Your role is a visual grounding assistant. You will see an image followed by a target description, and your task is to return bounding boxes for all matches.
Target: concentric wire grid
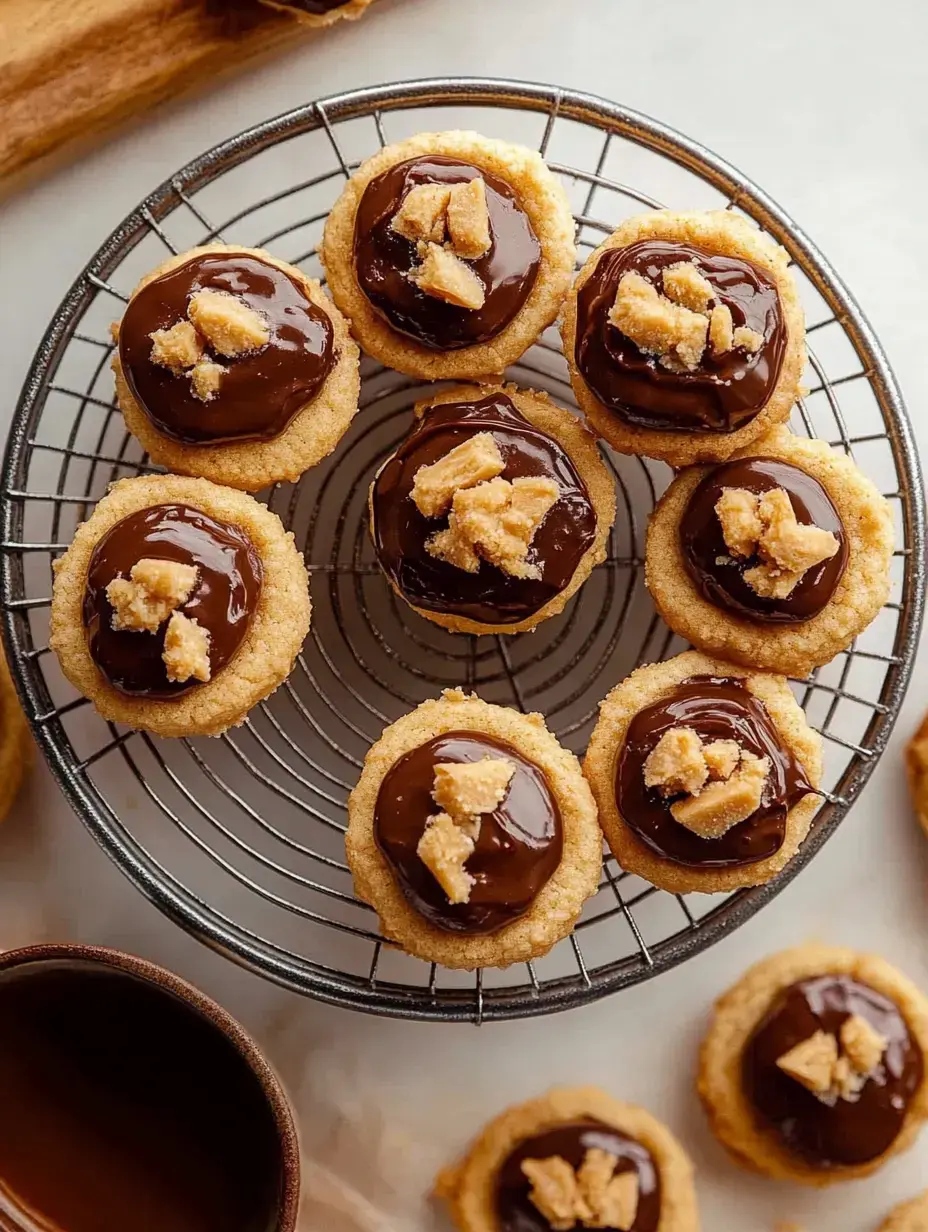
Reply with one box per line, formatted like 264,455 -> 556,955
2,80 -> 923,1022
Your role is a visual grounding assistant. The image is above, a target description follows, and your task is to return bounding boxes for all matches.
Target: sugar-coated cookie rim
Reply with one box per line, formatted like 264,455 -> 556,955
260,0 -> 374,25
0,646 -> 32,824
560,210 -> 806,467
321,130 -> 577,379
698,944 -> 928,1187
49,475 -> 311,738
582,650 -> 823,894
367,382 -> 616,635
906,712 -> 928,839
345,689 -> 603,969
645,425 -> 895,675
435,1085 -> 700,1232
113,244 -> 361,491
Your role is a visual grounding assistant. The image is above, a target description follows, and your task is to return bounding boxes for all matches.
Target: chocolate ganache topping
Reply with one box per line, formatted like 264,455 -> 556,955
495,1121 -> 661,1232
575,240 -> 786,432
681,457 -> 848,624
371,394 -> 596,625
83,504 -> 263,698
353,156 -> 541,349
615,676 -> 813,868
743,974 -> 924,1167
118,253 -> 335,445
374,732 -> 562,934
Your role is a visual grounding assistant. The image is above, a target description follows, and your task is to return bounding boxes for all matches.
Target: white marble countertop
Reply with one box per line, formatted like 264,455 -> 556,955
1,1 -> 927,1228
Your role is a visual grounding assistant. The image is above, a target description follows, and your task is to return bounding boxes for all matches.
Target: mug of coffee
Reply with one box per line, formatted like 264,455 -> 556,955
0,944 -> 300,1232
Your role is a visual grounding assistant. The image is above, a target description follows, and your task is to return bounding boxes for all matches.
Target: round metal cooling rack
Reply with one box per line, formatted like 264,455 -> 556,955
2,79 -> 923,1023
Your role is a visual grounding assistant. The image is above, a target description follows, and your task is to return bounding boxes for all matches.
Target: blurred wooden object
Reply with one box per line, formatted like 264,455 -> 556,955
0,0 -> 318,194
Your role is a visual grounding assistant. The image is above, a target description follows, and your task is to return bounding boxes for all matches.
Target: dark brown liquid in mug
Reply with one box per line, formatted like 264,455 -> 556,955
83,504 -> 263,699
354,156 -> 541,350
681,457 -> 848,623
495,1121 -> 662,1232
118,252 -> 335,445
370,393 -> 597,625
743,974 -> 923,1167
374,731 -> 562,934
574,240 -> 786,432
0,962 -> 284,1232
615,676 -> 813,868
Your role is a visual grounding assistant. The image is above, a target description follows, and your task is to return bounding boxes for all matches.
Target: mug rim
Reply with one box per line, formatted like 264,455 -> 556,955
0,942 -> 300,1232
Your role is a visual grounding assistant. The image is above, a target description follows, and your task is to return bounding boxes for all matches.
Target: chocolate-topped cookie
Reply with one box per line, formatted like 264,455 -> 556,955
435,1086 -> 699,1232
583,651 -> 822,894
369,383 -> 615,634
113,244 -> 359,491
50,475 -> 311,737
259,0 -> 374,24
0,646 -> 32,827
561,211 -> 805,466
699,945 -> 928,1186
322,132 -> 576,380
646,426 -> 894,674
346,690 -> 602,969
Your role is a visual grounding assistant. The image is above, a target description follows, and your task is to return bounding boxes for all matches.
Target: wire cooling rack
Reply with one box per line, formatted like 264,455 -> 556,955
2,80 -> 923,1022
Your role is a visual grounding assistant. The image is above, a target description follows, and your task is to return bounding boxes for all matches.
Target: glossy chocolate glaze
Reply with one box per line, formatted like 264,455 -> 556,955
0,961 -> 284,1232
615,676 -> 813,868
373,731 -> 562,934
83,504 -> 263,699
353,156 -> 541,349
743,974 -> 923,1167
495,1120 -> 661,1232
371,394 -> 596,625
119,252 -> 335,445
681,456 -> 847,623
575,240 -> 786,432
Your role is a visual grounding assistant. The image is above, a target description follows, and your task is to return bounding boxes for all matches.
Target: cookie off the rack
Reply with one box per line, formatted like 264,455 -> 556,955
698,945 -> 928,1186
259,0 -> 375,23
345,689 -> 602,969
49,475 -> 311,738
321,130 -> 576,379
561,210 -> 805,467
583,651 -> 822,894
368,383 -> 615,635
435,1086 -> 699,1232
112,245 -> 359,491
879,1191 -> 928,1231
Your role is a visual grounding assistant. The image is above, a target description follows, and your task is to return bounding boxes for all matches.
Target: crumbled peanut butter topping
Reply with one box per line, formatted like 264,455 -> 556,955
715,486 -> 840,599
416,813 -> 476,904
521,1150 -> 639,1231
663,261 -> 714,314
644,727 -> 709,798
190,358 -> 227,403
410,433 -> 505,518
187,289 -> 270,357
391,183 -> 452,244
432,757 -> 514,820
392,178 -> 491,265
734,324 -> 764,353
776,1015 -> 887,1104
149,320 -> 205,372
410,242 -> 486,309
106,558 -> 198,633
669,751 -> 769,837
446,178 -> 491,259
703,738 -> 741,781
162,611 -> 212,683
427,475 -> 559,580
708,303 -> 734,356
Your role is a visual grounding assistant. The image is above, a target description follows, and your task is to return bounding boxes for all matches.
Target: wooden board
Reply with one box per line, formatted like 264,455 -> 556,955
0,0 -> 325,194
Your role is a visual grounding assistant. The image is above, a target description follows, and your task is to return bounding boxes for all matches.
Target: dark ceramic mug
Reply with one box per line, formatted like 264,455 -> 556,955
0,944 -> 300,1232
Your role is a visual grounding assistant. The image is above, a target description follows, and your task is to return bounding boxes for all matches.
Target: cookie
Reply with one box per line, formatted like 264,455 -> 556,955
436,1086 -> 699,1232
879,1192 -> 928,1231
345,689 -> 602,969
560,210 -> 805,467
49,475 -> 311,738
113,244 -> 360,491
368,383 -> 615,635
0,647 -> 32,823
583,651 -> 822,894
906,712 -> 928,837
698,945 -> 928,1186
259,0 -> 374,24
321,130 -> 576,380
646,426 -> 894,675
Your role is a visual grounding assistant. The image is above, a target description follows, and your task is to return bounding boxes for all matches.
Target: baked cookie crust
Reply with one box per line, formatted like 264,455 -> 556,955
698,945 -> 928,1186
583,651 -> 822,894
646,426 -> 894,676
0,647 -> 32,824
49,475 -> 311,738
259,0 -> 374,25
345,689 -> 602,969
879,1191 -> 928,1231
369,383 -> 616,635
435,1086 -> 700,1232
560,211 -> 805,467
113,244 -> 360,491
906,711 -> 928,838
321,131 -> 576,379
